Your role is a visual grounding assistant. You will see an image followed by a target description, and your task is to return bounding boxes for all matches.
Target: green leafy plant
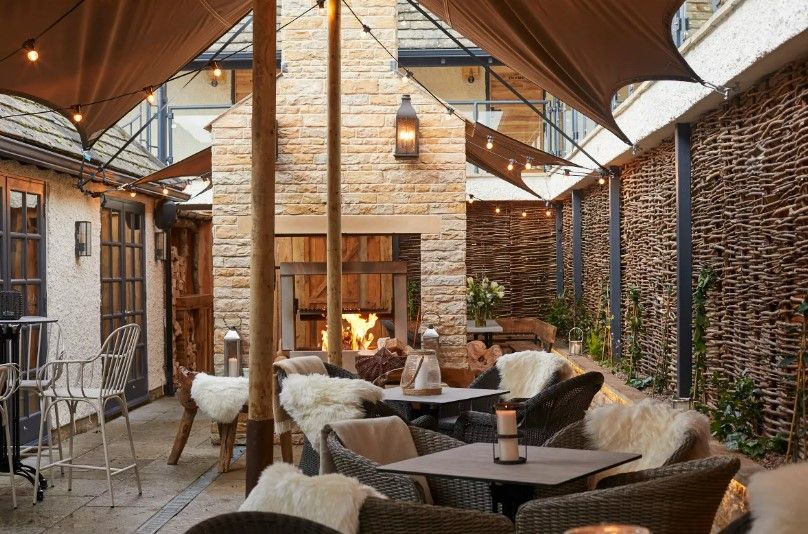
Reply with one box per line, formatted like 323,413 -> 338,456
653,286 -> 674,394
626,287 -> 644,380
627,376 -> 653,390
710,370 -> 786,459
585,329 -> 604,358
546,291 -> 573,334
692,265 -> 718,405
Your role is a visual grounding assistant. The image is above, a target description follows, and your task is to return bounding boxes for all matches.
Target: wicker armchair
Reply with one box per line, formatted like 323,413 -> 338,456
544,417 -> 704,466
275,363 -> 431,475
325,425 -> 492,512
186,498 -> 513,534
515,456 -> 740,534
718,512 -> 752,534
453,372 -> 604,445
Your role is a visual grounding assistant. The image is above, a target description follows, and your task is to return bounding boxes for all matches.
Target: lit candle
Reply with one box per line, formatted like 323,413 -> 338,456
227,357 -> 239,377
496,405 -> 520,462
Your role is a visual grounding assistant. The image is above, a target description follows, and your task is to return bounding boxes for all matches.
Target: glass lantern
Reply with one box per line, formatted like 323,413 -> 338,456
421,325 -> 439,352
224,326 -> 242,377
401,349 -> 441,395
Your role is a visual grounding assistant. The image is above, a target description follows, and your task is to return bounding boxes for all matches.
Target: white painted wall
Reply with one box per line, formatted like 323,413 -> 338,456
0,160 -> 167,423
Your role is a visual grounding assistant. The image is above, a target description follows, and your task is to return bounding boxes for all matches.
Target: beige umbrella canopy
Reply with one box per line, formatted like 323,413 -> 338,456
465,121 -> 578,198
416,0 -> 702,144
0,0 -> 250,147
128,147 -> 212,187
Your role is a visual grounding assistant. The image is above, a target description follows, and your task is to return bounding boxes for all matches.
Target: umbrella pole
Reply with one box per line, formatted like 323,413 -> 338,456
326,0 -> 343,366
245,0 -> 277,495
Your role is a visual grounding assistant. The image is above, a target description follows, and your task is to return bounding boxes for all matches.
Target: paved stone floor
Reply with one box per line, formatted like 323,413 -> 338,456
0,397 -> 288,533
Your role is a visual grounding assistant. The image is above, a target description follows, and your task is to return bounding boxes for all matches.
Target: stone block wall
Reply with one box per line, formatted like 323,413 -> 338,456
210,0 -> 468,372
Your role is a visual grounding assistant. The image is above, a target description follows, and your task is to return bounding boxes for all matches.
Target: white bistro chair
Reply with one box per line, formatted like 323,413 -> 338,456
18,321 -> 65,482
0,362 -> 20,508
34,323 -> 142,507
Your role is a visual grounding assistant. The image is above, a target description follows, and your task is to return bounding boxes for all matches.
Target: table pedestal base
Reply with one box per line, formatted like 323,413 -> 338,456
490,482 -> 534,520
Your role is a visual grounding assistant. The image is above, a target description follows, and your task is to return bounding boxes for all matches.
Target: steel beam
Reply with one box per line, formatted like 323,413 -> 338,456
571,190 -> 583,301
608,170 -> 622,359
555,204 -> 564,296
675,123 -> 693,399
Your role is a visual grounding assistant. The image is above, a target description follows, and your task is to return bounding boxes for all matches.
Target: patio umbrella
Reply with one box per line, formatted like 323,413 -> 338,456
465,121 -> 577,198
416,0 -> 702,144
0,0 -> 250,147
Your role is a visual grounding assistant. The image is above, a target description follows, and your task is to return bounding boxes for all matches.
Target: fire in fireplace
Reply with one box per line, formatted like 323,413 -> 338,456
320,313 -> 379,351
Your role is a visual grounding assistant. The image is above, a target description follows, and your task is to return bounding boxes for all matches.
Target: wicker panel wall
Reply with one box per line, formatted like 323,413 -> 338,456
689,61 -> 808,436
466,201 -> 557,317
619,141 -> 679,380
580,184 -> 611,316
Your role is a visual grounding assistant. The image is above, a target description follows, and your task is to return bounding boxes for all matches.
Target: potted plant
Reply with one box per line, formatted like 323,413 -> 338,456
466,275 -> 505,326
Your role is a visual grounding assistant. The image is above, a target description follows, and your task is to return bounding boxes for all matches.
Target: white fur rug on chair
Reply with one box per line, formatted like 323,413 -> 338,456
584,398 -> 711,476
279,374 -> 384,450
495,350 -> 573,400
748,461 -> 808,534
190,373 -> 248,423
240,463 -> 385,534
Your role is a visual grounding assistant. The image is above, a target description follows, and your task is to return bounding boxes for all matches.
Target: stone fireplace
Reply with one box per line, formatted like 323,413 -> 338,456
209,0 -> 468,373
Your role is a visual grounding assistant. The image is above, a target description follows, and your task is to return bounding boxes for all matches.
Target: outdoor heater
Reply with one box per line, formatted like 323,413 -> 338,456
394,94 -> 419,158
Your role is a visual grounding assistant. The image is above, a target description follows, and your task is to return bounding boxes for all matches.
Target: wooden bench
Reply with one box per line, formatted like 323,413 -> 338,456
493,317 -> 557,351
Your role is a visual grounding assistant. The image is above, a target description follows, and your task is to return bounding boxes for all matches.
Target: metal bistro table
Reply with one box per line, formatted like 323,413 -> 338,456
380,443 -> 640,520
466,319 -> 503,346
0,316 -> 58,501
383,386 -> 507,422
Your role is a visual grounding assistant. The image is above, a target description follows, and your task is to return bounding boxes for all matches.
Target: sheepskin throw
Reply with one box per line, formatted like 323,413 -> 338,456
190,373 -> 248,423
495,350 -> 573,400
273,356 -> 328,434
279,374 -> 384,450
584,398 -> 711,477
240,463 -> 385,534
748,461 -> 808,534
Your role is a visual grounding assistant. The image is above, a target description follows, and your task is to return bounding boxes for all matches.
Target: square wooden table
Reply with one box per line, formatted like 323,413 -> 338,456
382,387 -> 508,406
379,443 -> 640,518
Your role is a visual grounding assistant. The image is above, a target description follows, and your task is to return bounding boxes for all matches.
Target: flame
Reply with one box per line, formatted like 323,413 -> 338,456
320,313 -> 378,351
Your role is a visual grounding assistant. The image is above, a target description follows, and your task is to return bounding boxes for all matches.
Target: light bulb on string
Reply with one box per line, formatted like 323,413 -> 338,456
598,176 -> 606,185
23,39 -> 38,62
162,187 -> 169,195
507,159 -> 515,171
400,69 -> 412,86
316,0 -> 325,15
485,136 -> 493,150
144,87 -> 156,105
71,106 -> 83,123
495,206 -> 501,214
467,194 -> 475,204
129,191 -> 136,198
211,62 -> 222,78
521,211 -> 527,218
525,157 -> 533,170
545,201 -> 552,218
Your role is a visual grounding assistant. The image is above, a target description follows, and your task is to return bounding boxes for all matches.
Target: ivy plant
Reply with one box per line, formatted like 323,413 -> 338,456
626,287 -> 644,380
692,265 -> 718,405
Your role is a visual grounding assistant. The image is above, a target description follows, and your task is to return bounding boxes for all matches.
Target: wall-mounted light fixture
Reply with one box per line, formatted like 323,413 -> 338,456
75,221 -> 91,257
394,94 -> 419,158
155,230 -> 167,261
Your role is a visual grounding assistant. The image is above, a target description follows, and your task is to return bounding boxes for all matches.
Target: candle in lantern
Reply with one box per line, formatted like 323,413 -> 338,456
496,404 -> 520,462
227,357 -> 239,377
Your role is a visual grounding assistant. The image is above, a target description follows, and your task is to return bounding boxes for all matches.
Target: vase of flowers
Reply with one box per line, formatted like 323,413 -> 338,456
466,276 -> 505,326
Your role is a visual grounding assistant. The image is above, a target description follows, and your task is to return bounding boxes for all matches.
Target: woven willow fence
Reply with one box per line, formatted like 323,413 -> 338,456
562,201 -> 574,297
580,185 -> 610,314
565,60 -> 806,437
466,201 -> 557,318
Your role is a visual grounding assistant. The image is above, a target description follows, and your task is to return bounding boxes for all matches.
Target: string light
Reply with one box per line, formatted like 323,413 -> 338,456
521,210 -> 527,218
211,62 -> 222,78
71,106 -> 83,123
129,191 -> 136,198
144,87 -> 156,105
495,206 -> 501,214
23,39 -> 38,62
525,157 -> 533,170
545,201 -> 552,217
564,169 -> 571,176
162,187 -> 169,195
507,159 -> 515,171
399,69 -> 412,85
598,175 -> 606,185
467,194 -> 475,204
316,0 -> 325,15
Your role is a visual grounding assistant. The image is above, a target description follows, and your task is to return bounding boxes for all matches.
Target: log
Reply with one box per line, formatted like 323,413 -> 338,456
167,367 -> 198,465
217,418 -> 239,473
466,340 -> 503,375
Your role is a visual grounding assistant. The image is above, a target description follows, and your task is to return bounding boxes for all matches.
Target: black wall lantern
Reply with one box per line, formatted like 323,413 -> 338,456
155,230 -> 167,261
75,221 -> 91,257
394,94 -> 419,158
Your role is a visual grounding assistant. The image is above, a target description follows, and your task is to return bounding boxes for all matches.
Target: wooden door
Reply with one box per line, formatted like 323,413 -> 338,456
100,199 -> 148,404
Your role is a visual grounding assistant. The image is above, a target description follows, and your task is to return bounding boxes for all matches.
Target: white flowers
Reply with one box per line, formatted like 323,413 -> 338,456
466,275 -> 506,321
